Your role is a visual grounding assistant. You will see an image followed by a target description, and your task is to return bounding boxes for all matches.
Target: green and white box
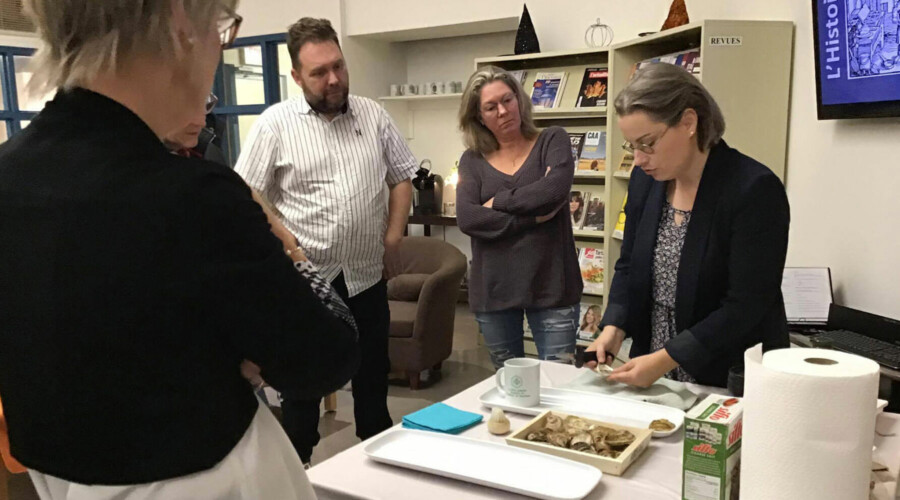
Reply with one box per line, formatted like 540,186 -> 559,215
682,394 -> 743,500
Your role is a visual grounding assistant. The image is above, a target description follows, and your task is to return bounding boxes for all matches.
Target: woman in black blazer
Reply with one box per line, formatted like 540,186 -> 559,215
586,63 -> 790,388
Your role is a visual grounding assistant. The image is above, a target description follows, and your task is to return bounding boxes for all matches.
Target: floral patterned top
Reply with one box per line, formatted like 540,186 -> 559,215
650,200 -> 696,383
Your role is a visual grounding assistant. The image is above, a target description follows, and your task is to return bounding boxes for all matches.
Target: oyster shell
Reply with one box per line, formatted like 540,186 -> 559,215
569,431 -> 594,452
649,418 -> 675,432
526,429 -> 548,442
544,414 -> 564,432
588,425 -> 613,443
605,429 -> 636,448
546,431 -> 570,448
564,416 -> 590,435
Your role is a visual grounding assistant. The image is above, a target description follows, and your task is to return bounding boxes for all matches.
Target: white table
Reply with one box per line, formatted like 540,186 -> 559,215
308,361 -> 900,500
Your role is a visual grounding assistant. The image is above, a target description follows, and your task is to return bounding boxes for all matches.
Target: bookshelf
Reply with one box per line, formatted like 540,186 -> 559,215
474,20 -> 793,354
378,93 -> 463,102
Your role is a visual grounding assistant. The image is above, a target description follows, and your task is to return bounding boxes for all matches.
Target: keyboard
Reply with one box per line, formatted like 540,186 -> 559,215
810,329 -> 900,370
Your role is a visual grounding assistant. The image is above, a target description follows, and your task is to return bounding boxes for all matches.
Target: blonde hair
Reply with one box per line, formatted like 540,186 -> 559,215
23,0 -> 238,95
458,65 -> 538,155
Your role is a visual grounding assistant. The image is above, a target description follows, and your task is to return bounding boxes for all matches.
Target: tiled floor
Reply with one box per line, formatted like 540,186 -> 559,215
5,304 -> 491,499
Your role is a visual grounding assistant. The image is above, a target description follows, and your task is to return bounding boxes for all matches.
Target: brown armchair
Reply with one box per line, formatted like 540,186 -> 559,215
387,237 -> 467,389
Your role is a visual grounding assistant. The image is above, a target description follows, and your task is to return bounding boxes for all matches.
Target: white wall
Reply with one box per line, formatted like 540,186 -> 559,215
0,30 -> 39,48
243,1 -> 900,319
237,0 -> 342,38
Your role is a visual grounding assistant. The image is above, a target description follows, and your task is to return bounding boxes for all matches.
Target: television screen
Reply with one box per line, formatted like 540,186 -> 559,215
813,0 -> 900,119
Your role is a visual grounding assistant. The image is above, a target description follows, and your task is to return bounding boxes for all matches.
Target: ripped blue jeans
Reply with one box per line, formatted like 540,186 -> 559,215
476,305 -> 579,370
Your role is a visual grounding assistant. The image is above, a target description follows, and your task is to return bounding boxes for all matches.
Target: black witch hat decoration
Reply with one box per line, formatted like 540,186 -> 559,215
514,4 -> 540,55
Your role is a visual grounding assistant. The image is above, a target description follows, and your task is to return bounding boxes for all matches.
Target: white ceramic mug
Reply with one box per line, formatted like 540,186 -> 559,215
401,83 -> 416,96
389,84 -> 400,96
495,358 -> 540,407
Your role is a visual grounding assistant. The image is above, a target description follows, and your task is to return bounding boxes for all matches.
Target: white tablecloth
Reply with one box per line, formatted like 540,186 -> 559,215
307,361 -> 900,500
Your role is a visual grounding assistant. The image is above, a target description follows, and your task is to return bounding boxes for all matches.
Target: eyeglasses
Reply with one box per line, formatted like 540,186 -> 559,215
205,92 -> 219,113
218,6 -> 243,49
622,126 -> 671,155
480,93 -> 517,117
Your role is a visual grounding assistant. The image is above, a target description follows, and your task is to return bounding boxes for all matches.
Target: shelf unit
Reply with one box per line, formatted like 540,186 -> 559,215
378,93 -> 463,102
604,20 -> 793,305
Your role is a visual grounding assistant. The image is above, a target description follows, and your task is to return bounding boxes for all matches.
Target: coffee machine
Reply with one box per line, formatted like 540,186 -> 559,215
412,159 -> 443,216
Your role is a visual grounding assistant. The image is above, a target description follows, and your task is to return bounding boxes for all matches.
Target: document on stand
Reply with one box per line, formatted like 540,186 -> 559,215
782,267 -> 833,325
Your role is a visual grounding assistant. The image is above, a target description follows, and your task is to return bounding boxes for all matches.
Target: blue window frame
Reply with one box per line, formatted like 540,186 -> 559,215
212,33 -> 289,165
0,45 -> 39,138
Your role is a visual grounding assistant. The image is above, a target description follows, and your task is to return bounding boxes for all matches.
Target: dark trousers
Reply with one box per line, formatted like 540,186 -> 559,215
281,273 -> 393,463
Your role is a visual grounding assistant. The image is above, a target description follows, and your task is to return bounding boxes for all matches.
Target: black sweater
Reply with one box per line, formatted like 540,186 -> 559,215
0,89 -> 359,484
456,127 -> 583,312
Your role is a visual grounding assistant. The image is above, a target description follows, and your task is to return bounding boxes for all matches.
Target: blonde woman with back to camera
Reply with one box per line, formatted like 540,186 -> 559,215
456,66 -> 583,370
0,1 -> 361,498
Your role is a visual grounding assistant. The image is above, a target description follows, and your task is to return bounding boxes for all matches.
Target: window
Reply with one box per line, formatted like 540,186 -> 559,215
212,34 -> 292,166
0,45 -> 39,138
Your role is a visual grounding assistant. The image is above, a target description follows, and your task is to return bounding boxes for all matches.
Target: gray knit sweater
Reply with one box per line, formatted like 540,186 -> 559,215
457,126 -> 583,313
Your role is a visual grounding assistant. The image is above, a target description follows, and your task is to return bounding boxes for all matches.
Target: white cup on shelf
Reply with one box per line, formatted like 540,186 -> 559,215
389,84 -> 400,96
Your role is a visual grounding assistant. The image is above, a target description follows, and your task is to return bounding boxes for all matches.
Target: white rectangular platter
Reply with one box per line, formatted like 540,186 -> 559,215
364,429 -> 602,500
480,387 -> 685,438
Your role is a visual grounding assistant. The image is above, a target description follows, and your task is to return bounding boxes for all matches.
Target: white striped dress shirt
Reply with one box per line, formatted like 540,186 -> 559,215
235,95 -> 418,297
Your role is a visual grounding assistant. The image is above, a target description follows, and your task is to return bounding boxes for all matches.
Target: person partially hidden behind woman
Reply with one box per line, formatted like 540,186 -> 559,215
456,66 -> 583,369
586,63 -> 790,388
0,1 -> 359,498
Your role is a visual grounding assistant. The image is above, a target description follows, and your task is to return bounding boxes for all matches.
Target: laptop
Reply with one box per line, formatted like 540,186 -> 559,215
782,267 -> 900,370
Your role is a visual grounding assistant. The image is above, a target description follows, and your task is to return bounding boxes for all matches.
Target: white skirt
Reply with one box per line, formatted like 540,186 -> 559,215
28,398 -> 316,500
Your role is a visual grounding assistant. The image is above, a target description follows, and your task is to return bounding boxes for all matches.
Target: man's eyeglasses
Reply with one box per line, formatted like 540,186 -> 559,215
218,6 -> 243,49
206,93 -> 219,113
622,126 -> 671,155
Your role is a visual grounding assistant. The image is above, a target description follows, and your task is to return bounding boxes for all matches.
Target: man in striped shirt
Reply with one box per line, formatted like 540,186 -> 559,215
234,18 -> 418,465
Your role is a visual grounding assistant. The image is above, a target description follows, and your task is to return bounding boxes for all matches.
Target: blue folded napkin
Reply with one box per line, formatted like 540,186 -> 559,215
401,403 -> 483,434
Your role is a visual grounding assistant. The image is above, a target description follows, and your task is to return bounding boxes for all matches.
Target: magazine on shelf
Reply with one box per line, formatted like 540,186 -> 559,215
613,193 -> 627,239
577,130 -> 606,174
632,49 -> 702,78
578,247 -> 604,295
578,303 -> 603,341
582,195 -> 605,232
531,71 -> 568,109
508,69 -> 528,86
568,133 -> 586,169
570,190 -> 590,229
574,67 -> 608,108
618,153 -> 635,175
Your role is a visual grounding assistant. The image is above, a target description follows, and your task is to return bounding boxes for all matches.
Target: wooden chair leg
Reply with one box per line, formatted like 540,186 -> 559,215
407,371 -> 421,390
323,392 -> 338,412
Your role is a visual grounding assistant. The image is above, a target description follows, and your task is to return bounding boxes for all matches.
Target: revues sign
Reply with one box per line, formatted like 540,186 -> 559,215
709,36 -> 742,46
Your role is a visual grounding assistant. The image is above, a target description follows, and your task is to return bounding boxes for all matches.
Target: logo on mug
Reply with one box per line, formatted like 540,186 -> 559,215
511,375 -> 524,388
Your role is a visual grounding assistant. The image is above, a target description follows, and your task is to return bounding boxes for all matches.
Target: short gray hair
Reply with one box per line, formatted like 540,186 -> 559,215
614,63 -> 725,151
23,0 -> 238,94
458,65 -> 538,155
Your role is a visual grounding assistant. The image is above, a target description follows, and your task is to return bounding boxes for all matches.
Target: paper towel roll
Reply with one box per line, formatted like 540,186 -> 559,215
741,344 -> 880,500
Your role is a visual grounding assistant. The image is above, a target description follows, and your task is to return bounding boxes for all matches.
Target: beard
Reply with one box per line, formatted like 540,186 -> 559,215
305,83 -> 350,115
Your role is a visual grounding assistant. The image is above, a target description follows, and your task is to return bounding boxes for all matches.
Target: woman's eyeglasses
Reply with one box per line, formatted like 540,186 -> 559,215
218,6 -> 243,49
206,93 -> 219,113
622,126 -> 671,155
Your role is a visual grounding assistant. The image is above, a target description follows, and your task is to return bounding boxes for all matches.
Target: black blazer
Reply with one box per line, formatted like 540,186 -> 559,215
0,89 -> 359,484
601,141 -> 790,387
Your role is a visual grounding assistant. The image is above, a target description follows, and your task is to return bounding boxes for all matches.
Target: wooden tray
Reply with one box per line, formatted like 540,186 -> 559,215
506,410 -> 652,476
